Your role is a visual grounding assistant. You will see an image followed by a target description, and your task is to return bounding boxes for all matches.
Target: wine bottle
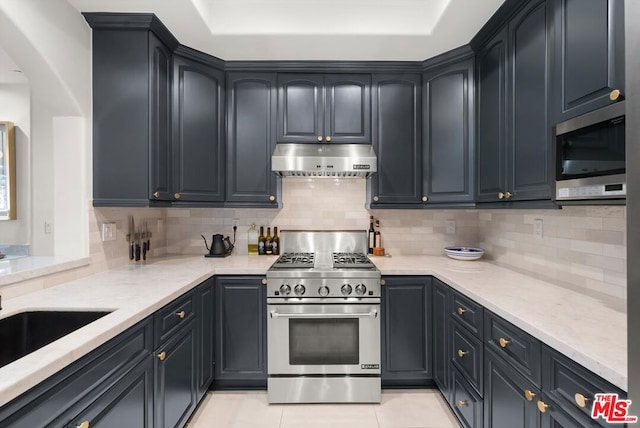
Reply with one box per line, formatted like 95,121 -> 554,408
368,216 -> 375,254
258,226 -> 266,255
375,220 -> 381,248
272,227 -> 280,255
248,224 -> 259,255
266,227 -> 273,255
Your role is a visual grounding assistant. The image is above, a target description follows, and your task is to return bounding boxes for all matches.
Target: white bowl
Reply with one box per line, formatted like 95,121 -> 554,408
444,246 -> 485,261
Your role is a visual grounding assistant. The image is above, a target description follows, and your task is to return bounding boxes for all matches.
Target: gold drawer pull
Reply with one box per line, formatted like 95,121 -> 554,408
498,192 -> 505,199
153,191 -> 160,198
610,89 -> 622,101
317,136 -> 323,142
524,389 -> 536,401
457,349 -> 468,358
269,195 -> 276,201
262,278 -> 268,285
457,400 -> 468,407
380,279 -> 386,286
537,400 -> 549,413
158,351 -> 166,361
77,422 -> 90,428
574,393 -> 589,408
457,307 -> 466,315
373,196 -> 379,202
326,136 -> 332,142
499,337 -> 510,348
504,191 -> 512,199
176,310 -> 186,319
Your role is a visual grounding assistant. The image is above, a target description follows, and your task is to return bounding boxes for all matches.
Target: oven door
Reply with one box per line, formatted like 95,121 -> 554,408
267,303 -> 380,375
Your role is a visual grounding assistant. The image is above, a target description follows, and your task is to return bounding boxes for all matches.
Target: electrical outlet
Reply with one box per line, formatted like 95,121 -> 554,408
533,219 -> 544,239
446,219 -> 456,235
44,221 -> 53,234
101,223 -> 117,241
232,218 -> 240,229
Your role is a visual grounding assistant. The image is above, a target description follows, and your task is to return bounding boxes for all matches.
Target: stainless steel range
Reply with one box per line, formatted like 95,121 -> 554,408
266,230 -> 381,404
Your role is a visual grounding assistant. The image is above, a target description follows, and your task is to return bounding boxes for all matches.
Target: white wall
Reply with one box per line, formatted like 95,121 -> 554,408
0,83 -> 30,245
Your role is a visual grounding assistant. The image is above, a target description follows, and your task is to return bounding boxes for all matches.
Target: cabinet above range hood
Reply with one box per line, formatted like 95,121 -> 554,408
271,144 -> 377,178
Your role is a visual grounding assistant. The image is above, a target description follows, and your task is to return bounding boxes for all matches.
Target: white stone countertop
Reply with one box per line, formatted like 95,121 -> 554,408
0,256 -> 91,287
0,253 -> 627,408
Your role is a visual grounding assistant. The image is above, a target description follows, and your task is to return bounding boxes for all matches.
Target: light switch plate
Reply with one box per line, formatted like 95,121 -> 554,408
101,223 -> 117,242
533,219 -> 543,239
446,220 -> 456,235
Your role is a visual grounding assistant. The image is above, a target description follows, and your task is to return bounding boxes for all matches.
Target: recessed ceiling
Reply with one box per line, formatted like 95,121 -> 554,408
67,0 -> 505,60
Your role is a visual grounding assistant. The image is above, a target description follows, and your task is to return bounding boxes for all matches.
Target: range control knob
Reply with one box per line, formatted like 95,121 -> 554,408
318,286 -> 330,297
279,284 -> 291,296
294,284 -> 306,296
341,284 -> 353,296
355,283 -> 367,296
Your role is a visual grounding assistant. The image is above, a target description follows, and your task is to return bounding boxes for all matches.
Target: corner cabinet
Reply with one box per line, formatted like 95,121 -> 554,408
369,74 -> 424,206
171,53 -> 225,203
276,74 -> 371,144
552,0 -> 625,122
380,277 -> 433,387
476,0 -> 554,205
226,73 -> 279,206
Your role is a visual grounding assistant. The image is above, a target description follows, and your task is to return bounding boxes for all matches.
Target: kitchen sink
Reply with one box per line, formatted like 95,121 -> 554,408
0,310 -> 112,369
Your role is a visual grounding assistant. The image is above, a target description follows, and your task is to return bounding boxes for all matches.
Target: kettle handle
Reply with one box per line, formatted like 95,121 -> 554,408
201,235 -> 210,251
224,236 -> 234,255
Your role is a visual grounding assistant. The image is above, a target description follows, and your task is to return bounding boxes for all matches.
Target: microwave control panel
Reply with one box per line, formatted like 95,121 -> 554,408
557,182 -> 626,199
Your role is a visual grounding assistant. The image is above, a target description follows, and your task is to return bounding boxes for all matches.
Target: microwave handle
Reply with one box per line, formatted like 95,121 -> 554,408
269,310 -> 378,319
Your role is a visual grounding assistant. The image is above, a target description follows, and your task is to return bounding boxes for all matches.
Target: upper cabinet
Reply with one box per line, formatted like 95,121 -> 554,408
476,0 -> 554,204
88,14 -> 179,207
171,53 -> 225,203
277,74 -> 371,144
226,72 -> 279,206
552,0 -> 625,122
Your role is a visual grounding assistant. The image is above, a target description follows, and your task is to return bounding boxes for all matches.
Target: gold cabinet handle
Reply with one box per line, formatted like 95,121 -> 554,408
499,337 -> 511,348
269,195 -> 275,201
261,278 -> 268,285
574,393 -> 589,408
505,191 -> 512,199
610,89 -> 622,101
524,389 -> 536,401
380,279 -> 386,286
153,191 -> 160,198
176,311 -> 186,319
498,192 -> 505,199
77,421 -> 90,428
158,351 -> 166,361
457,349 -> 468,358
317,136 -> 323,142
174,193 -> 181,199
457,400 -> 468,407
457,307 -> 466,315
326,136 -> 332,142
373,196 -> 379,202
422,196 -> 428,202
537,400 -> 549,413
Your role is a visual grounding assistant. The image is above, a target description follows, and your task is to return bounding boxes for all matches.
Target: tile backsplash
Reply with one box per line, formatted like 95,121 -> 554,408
165,178 -> 478,256
478,206 -> 626,299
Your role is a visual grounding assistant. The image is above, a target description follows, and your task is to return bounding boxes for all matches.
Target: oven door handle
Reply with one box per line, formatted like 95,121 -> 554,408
269,310 -> 378,319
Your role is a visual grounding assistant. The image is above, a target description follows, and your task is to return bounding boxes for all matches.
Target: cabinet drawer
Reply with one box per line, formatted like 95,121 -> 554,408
154,292 -> 195,346
450,290 -> 483,337
485,311 -> 541,386
451,367 -> 483,428
542,346 -> 625,427
451,320 -> 483,395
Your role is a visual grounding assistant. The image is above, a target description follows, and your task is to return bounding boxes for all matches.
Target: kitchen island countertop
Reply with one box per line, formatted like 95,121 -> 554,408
0,254 -> 626,408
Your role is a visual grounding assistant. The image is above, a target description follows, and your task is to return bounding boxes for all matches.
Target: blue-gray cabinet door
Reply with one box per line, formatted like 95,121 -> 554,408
172,56 -> 225,202
433,279 -> 452,401
214,277 -> 267,389
552,0 -> 625,122
324,74 -> 371,144
277,74 -> 324,143
370,74 -> 423,205
226,73 -> 279,205
423,58 -> 475,204
476,28 -> 508,203
154,321 -> 197,428
507,0 -> 553,202
484,349 -> 540,428
381,277 -> 432,387
196,278 -> 215,397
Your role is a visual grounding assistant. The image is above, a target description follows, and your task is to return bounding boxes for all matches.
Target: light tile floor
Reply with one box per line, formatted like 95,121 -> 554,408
187,389 -> 461,428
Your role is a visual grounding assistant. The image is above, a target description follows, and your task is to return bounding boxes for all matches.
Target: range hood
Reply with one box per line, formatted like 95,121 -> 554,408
271,144 -> 377,178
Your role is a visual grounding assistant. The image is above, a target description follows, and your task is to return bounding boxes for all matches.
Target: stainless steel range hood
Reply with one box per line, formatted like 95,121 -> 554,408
271,144 -> 377,178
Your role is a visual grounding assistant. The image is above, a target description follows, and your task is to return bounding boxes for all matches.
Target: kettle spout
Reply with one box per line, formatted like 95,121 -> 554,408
201,234 -> 210,251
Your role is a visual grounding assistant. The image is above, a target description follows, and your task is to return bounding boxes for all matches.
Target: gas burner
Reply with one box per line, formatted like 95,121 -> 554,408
332,252 -> 375,268
272,252 -> 315,268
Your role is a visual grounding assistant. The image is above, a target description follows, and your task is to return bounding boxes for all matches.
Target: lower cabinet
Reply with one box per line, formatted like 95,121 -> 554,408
432,279 -> 451,398
196,278 -> 215,397
214,276 -> 267,389
380,276 -> 433,387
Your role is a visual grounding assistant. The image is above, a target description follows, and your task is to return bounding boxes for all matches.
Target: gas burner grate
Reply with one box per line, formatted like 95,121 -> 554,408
332,252 -> 375,268
272,252 -> 315,268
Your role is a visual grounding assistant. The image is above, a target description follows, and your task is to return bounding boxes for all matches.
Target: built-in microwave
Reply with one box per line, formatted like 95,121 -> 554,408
555,101 -> 625,203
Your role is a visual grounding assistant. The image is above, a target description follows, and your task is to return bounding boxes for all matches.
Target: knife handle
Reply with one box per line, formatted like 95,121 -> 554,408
135,244 -> 141,261
130,242 -> 134,260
